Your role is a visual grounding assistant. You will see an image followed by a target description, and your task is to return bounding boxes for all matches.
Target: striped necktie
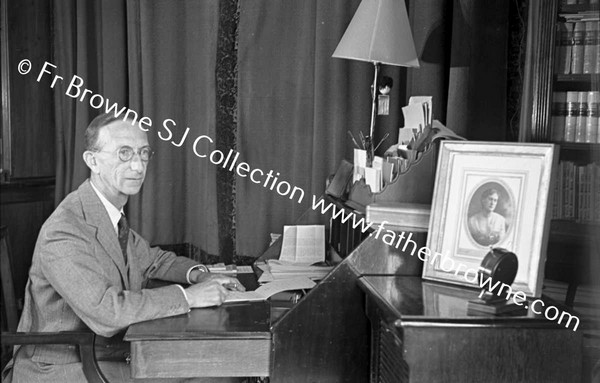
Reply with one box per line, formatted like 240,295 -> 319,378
117,214 -> 129,264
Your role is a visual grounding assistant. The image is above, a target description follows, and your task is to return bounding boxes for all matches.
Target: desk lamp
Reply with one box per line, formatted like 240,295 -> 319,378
332,0 -> 419,163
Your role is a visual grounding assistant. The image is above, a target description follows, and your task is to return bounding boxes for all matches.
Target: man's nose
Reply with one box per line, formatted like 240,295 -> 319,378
129,154 -> 145,172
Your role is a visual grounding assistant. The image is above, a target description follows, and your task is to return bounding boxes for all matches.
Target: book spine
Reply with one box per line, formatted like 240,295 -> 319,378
559,162 -> 565,219
557,161 -> 564,219
552,162 -> 560,219
571,22 -> 585,74
552,92 -> 568,141
564,162 -> 569,220
564,91 -> 579,142
568,162 -> 576,220
578,166 -> 584,222
575,164 -> 580,221
586,164 -> 593,222
594,165 -> 600,222
583,21 -> 598,74
555,22 -> 573,74
596,23 -> 600,73
575,91 -> 588,143
586,91 -> 599,143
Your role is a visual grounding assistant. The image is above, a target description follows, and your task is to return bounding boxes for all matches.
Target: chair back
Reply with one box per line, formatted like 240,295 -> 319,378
1,226 -> 19,332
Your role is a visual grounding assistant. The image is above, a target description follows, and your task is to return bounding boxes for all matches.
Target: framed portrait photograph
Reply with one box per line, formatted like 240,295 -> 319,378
422,141 -> 557,297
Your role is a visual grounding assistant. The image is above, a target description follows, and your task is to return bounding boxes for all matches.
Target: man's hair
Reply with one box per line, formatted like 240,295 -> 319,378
85,113 -> 135,151
481,188 -> 500,200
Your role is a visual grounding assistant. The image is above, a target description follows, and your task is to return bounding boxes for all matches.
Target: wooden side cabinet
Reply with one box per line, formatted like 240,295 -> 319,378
359,276 -> 582,383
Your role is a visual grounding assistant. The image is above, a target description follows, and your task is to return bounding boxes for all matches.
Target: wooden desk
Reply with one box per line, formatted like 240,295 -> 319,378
125,196 -> 427,381
358,275 -> 583,383
125,301 -> 272,378
125,233 -> 425,381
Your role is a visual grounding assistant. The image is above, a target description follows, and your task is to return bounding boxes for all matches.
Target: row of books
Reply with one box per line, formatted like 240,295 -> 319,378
551,91 -> 599,143
560,0 -> 599,6
554,19 -> 600,75
551,161 -> 600,222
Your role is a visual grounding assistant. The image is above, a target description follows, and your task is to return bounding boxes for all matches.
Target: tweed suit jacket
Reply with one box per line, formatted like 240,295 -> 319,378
8,179 -> 198,381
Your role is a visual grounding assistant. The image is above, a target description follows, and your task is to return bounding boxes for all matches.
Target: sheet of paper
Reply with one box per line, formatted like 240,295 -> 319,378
402,103 -> 426,131
354,148 -> 367,168
257,262 -> 274,283
382,161 -> 394,184
372,156 -> 384,170
353,148 -> 367,182
398,128 -> 417,145
364,167 -> 381,193
236,265 -> 254,274
225,277 -> 316,303
409,96 -> 432,125
279,225 -> 325,265
430,120 -> 465,142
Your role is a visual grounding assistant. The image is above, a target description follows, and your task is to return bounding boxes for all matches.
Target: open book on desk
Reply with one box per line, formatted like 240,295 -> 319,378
224,276 -> 316,303
280,225 -> 325,265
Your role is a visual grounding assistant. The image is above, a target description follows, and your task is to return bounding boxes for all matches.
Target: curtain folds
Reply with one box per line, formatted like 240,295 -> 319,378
408,0 -> 509,140
53,0 -> 221,255
52,0 -> 512,260
236,0 -> 377,257
124,0 -> 220,254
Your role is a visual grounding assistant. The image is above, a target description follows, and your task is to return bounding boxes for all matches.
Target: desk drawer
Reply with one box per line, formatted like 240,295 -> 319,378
130,338 -> 271,378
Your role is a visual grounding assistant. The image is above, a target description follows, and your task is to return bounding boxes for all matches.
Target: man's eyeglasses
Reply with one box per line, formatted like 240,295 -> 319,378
95,146 -> 154,162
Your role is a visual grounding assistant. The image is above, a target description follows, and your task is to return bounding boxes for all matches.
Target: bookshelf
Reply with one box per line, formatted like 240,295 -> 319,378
522,0 -> 599,220
521,0 -> 599,287
521,7 -> 600,380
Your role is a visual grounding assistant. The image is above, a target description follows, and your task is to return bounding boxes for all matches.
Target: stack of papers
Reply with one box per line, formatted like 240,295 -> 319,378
257,225 -> 332,283
257,260 -> 333,283
225,277 -> 316,303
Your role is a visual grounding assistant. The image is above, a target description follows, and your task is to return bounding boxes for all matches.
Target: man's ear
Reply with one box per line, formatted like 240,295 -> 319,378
83,151 -> 100,174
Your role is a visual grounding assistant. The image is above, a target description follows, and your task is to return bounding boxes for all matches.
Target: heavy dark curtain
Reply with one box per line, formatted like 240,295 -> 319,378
407,0 -> 510,140
52,0 -> 512,260
236,0 -> 511,256
236,0 -> 376,256
52,0 -> 221,256
53,0 -> 128,205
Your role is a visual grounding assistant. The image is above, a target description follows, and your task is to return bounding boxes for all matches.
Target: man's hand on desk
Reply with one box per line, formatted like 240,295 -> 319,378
185,273 -> 245,308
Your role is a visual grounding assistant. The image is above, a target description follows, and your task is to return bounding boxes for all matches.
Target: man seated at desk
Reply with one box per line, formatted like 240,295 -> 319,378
4,112 -> 245,383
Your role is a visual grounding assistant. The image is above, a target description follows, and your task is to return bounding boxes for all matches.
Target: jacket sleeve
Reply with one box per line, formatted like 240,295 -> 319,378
39,223 -> 191,337
131,231 -> 200,284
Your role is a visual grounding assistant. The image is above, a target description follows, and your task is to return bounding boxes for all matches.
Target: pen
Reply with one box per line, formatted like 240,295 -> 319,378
223,282 -> 239,290
347,130 -> 360,149
358,131 -> 366,149
374,133 -> 389,152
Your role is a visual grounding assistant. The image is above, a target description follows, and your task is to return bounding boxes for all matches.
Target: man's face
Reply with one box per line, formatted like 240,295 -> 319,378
482,193 -> 499,212
92,121 -> 150,204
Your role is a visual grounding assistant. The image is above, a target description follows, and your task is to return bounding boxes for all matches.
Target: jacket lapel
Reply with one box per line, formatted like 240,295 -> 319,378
78,180 -> 130,289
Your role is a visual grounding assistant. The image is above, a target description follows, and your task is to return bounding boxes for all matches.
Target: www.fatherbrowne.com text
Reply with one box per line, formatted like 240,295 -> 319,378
25,59 -> 580,332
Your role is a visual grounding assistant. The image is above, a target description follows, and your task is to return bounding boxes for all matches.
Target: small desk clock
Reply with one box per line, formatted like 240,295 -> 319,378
467,248 -> 523,315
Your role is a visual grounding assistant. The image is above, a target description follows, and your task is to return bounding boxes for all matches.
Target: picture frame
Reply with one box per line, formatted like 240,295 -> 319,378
422,141 -> 557,297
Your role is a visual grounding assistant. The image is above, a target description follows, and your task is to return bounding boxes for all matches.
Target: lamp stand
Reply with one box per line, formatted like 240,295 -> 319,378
366,62 -> 380,166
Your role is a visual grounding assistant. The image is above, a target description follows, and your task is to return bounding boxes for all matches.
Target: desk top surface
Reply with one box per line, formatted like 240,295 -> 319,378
125,300 -> 272,341
126,272 -> 275,342
358,275 -> 571,328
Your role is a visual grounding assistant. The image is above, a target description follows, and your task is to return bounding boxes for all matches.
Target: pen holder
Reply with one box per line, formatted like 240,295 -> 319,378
346,141 -> 439,213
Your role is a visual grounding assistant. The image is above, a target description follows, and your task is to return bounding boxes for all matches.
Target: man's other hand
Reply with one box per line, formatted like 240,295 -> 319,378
184,274 -> 246,308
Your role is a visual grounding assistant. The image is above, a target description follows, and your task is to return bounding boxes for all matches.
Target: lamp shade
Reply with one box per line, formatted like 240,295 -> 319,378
332,0 -> 419,67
